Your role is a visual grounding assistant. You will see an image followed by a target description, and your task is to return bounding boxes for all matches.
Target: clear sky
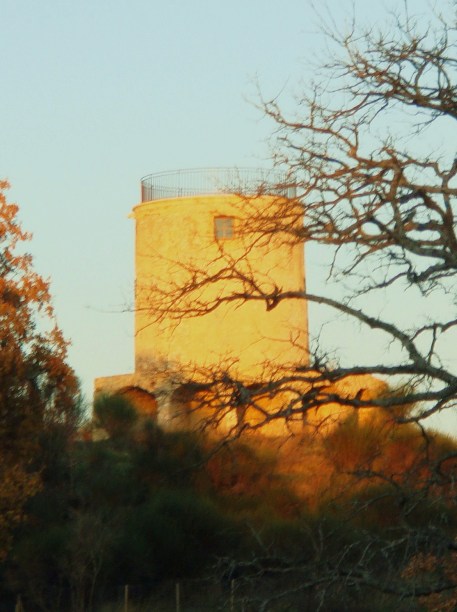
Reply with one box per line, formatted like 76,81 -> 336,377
2,0 -> 454,432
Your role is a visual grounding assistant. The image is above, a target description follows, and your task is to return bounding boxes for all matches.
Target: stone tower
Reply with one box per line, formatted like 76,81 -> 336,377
95,168 -> 309,431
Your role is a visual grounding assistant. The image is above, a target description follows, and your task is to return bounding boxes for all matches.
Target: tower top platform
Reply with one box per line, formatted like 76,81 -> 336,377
140,167 -> 296,202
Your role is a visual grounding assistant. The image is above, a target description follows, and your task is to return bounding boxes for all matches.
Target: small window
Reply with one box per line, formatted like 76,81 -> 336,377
214,216 -> 234,239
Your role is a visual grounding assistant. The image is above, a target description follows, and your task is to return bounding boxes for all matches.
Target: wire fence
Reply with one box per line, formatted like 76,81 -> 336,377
101,579 -> 243,611
9,572 -> 313,611
10,578 -> 257,612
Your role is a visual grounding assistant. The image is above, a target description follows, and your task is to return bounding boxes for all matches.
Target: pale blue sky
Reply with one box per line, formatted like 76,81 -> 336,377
2,0 -> 454,432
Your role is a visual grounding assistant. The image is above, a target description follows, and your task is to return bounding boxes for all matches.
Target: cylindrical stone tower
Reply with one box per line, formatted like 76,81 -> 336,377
95,169 -> 381,434
132,168 -> 308,381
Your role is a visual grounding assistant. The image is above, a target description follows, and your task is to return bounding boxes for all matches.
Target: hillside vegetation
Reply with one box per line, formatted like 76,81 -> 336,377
1,395 -> 457,611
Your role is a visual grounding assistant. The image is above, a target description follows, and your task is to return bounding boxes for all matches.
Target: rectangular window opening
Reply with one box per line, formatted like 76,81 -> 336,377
214,216 -> 234,240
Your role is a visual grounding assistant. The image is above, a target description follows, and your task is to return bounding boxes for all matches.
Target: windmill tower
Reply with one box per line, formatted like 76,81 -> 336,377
95,168 -> 309,431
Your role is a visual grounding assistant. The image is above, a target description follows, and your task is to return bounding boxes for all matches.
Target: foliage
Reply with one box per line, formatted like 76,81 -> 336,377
93,394 -> 138,441
0,181 -> 79,561
2,407 -> 456,610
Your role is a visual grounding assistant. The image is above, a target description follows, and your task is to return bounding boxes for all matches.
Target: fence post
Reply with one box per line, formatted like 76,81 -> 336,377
124,584 -> 129,612
175,582 -> 181,612
231,579 -> 235,612
15,595 -> 23,612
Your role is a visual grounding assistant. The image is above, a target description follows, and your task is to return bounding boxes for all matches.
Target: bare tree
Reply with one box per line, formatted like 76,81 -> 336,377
137,5 -> 457,608
142,5 -> 457,432
257,6 -> 457,418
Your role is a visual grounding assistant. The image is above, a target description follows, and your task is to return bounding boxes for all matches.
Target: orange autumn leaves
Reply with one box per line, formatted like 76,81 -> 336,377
0,181 -> 79,559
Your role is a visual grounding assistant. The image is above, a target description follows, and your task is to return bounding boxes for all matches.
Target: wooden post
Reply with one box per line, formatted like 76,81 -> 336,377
230,579 -> 235,612
15,595 -> 23,612
175,581 -> 181,612
124,584 -> 129,612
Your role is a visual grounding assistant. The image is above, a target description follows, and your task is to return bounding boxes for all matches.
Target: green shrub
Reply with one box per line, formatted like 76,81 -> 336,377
94,394 -> 138,441
116,489 -> 234,581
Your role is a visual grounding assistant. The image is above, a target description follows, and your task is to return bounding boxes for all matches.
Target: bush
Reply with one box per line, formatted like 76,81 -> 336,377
116,489 -> 234,581
94,394 -> 138,441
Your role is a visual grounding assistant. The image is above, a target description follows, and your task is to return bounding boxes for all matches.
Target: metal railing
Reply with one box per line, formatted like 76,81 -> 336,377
140,167 -> 296,202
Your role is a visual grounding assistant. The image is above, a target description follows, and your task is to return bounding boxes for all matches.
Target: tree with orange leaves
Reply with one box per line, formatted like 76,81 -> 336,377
0,180 -> 79,560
